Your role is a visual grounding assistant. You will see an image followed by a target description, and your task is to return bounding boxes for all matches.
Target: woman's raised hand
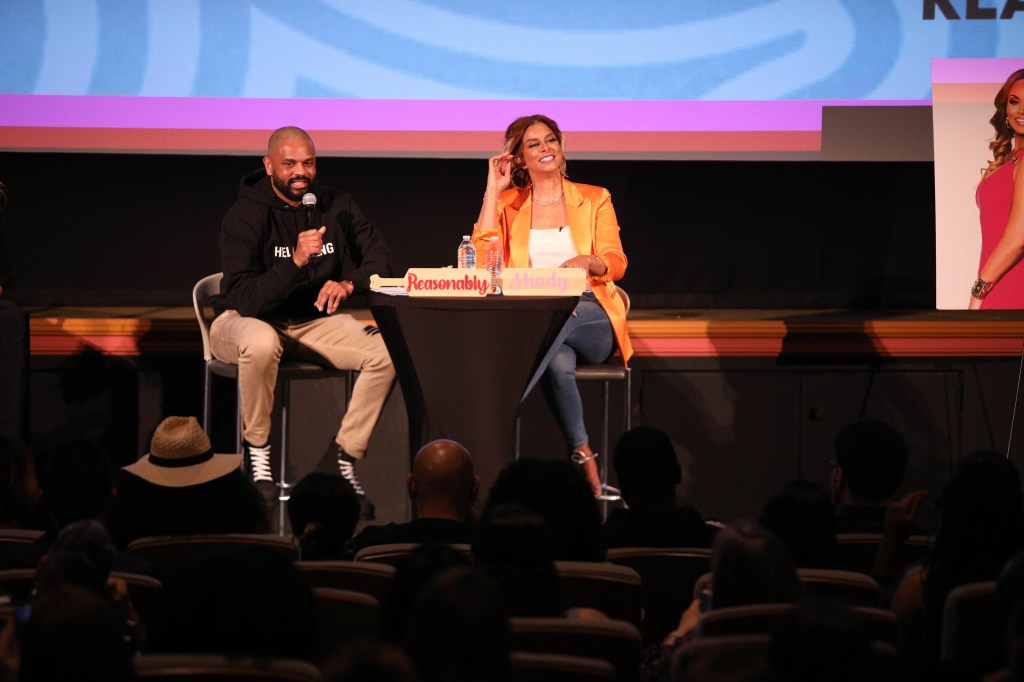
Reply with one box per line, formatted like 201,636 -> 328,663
486,153 -> 514,195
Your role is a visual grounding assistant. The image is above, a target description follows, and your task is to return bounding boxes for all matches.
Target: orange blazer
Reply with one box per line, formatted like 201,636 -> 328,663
473,179 -> 633,364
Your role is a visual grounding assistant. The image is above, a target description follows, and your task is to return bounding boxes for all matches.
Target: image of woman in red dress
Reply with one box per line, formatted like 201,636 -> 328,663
970,69 -> 1024,309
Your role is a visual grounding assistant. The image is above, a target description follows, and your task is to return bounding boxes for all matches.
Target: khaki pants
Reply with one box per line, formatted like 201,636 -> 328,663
210,310 -> 395,458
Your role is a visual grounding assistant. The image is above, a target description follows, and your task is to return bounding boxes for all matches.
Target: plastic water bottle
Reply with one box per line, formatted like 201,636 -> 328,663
485,236 -> 503,294
457,235 -> 476,269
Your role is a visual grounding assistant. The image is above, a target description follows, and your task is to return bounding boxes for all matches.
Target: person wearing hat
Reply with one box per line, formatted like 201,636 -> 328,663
107,416 -> 268,549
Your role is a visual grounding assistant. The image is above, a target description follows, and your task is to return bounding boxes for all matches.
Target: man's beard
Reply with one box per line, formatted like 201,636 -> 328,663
273,175 -> 311,202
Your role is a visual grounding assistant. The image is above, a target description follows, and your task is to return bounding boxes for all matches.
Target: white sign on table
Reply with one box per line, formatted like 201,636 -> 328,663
370,269 -> 586,298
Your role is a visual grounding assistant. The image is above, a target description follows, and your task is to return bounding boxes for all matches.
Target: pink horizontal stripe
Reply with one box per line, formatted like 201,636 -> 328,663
632,336 -> 1024,358
932,58 -> 1024,84
30,335 -> 199,356
0,95 -> 927,133
0,127 -> 820,155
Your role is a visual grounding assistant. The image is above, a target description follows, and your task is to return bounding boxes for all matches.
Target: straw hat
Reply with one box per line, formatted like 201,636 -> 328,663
123,416 -> 243,488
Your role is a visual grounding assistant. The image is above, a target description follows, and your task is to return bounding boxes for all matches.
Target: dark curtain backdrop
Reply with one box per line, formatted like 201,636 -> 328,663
0,153 -> 935,309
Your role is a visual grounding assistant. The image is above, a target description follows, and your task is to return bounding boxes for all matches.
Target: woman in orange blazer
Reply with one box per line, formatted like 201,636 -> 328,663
473,114 -> 632,496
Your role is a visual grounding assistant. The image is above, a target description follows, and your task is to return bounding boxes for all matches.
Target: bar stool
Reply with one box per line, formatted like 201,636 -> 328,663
515,288 -> 631,510
192,273 -> 355,529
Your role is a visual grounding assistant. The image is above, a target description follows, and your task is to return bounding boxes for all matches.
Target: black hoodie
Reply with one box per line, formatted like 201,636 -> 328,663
216,169 -> 391,321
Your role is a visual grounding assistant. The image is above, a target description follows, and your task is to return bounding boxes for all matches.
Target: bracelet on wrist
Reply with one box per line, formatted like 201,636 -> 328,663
971,277 -> 993,300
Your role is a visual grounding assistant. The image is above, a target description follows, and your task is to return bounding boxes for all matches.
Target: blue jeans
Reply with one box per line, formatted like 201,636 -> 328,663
524,292 -> 614,450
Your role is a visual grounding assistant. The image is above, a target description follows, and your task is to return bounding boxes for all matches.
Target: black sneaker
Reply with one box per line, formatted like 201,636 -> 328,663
243,441 -> 277,507
336,446 -> 375,520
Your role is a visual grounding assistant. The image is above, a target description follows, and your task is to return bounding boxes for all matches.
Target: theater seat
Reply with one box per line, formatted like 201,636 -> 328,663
133,653 -> 321,680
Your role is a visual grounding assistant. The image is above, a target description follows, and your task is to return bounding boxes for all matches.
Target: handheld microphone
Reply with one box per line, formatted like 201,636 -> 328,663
301,193 -> 322,259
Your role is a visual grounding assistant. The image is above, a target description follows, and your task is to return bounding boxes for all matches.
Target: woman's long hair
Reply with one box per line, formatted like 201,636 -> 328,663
502,114 -> 568,189
984,69 -> 1024,178
710,520 -> 802,610
923,450 -> 1024,655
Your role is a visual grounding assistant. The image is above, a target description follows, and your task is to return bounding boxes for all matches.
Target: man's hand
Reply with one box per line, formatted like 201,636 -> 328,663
293,226 -> 326,267
664,598 -> 702,646
884,489 -> 928,542
315,279 -> 355,314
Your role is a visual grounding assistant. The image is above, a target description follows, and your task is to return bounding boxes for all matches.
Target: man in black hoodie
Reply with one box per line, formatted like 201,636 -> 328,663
210,126 -> 394,519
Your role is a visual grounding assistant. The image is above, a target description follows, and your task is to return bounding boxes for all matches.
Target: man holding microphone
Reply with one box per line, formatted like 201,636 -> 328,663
210,126 -> 393,519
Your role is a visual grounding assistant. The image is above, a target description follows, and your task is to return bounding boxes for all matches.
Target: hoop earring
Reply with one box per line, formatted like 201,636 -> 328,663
511,166 -> 532,190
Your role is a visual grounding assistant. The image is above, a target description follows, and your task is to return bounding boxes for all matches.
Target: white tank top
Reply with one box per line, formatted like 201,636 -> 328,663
529,226 -> 576,268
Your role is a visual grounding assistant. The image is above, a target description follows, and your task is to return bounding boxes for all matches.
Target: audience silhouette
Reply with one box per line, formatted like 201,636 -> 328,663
288,471 -> 361,560
18,584 -> 134,682
604,426 -> 714,549
380,543 -> 471,644
831,417 -> 920,535
107,416 -> 268,548
760,479 -> 837,569
484,457 -> 605,562
152,545 -> 317,661
0,437 -> 42,529
472,502 -> 563,617
641,521 -> 801,682
344,439 -> 479,558
767,597 -> 877,682
404,564 -> 510,682
891,449 -> 1024,677
9,407 -> 1024,682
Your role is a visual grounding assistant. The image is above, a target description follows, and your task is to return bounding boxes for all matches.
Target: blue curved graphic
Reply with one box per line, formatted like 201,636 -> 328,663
787,1 -> 903,99
0,0 -> 1018,100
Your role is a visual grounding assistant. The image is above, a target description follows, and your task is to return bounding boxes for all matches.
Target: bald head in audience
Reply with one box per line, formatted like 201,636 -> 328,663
407,440 -> 479,521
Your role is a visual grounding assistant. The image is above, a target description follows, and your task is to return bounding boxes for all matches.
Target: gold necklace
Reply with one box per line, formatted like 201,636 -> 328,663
532,190 -> 563,206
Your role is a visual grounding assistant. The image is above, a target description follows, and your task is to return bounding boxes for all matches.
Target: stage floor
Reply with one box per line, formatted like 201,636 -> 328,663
26,306 -> 1024,359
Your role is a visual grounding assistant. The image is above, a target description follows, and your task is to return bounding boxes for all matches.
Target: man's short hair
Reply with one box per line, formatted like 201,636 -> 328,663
267,126 -> 314,155
833,418 -> 908,503
613,426 -> 682,490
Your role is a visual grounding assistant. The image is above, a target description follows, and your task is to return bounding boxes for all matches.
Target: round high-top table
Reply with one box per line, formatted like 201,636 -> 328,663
369,292 -> 576,495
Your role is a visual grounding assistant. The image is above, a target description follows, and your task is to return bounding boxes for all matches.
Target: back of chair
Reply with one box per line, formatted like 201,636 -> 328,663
510,651 -> 616,682
554,560 -> 643,628
606,547 -> 712,644
677,635 -> 895,681
134,653 -> 322,681
295,560 -> 395,607
352,542 -> 472,566
941,580 -> 1000,664
509,617 -> 642,682
113,571 -> 164,634
696,603 -> 794,638
673,634 -> 771,679
694,603 -> 897,647
311,587 -> 381,658
853,606 -> 899,647
692,568 -> 881,608
0,528 -> 45,544
0,568 -> 36,604
797,568 -> 881,608
834,533 -> 932,576
126,534 -> 299,579
0,568 -> 161,615
192,273 -> 223,364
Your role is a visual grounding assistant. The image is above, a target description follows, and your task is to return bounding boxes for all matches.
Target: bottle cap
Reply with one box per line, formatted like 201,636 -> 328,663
462,235 -> 471,240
